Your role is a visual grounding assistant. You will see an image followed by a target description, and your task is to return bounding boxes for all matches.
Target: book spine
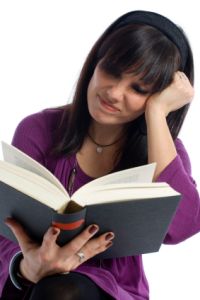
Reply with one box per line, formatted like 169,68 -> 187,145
52,208 -> 87,246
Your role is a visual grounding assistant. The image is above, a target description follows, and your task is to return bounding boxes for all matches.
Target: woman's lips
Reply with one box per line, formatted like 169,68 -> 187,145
99,96 -> 120,112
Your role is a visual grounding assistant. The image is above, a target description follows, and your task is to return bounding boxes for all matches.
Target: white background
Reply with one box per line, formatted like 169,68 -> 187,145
0,1 -> 200,299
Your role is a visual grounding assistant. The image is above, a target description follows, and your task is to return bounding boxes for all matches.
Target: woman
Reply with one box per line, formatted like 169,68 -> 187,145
1,10 -> 200,300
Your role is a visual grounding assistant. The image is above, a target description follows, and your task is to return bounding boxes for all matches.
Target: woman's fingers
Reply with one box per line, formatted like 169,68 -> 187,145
176,71 -> 189,82
70,231 -> 115,269
39,224 -> 115,272
5,219 -> 115,278
42,226 -> 61,250
175,71 -> 194,104
5,218 -> 35,252
147,70 -> 194,117
61,224 -> 99,257
35,224 -> 104,274
79,231 -> 115,259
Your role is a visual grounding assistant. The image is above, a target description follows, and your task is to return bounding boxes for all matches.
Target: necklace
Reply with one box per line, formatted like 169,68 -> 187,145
87,132 -> 123,154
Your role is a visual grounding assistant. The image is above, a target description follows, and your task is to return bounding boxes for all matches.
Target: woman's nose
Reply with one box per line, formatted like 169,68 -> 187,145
106,83 -> 125,102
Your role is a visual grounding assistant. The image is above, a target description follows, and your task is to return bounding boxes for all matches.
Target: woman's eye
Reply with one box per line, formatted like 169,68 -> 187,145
131,84 -> 149,95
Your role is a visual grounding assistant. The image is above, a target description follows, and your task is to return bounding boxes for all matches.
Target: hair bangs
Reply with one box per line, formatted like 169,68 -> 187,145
98,24 -> 181,94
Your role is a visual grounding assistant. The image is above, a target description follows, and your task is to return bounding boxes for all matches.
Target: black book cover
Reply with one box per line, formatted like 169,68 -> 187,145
0,181 -> 181,259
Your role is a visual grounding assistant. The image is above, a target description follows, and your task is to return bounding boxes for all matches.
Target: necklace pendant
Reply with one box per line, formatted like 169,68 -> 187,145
96,146 -> 103,153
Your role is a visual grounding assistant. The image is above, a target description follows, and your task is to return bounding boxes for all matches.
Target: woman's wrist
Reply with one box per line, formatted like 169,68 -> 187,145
9,251 -> 33,290
145,100 -> 167,120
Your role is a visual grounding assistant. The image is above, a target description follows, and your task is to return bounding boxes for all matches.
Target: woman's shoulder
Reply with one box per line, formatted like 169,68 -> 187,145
13,107 -> 65,140
42,107 -> 65,130
15,107 -> 64,131
11,107 -> 66,165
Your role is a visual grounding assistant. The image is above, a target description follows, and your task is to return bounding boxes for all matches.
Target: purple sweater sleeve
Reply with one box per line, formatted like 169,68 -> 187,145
157,138 -> 200,244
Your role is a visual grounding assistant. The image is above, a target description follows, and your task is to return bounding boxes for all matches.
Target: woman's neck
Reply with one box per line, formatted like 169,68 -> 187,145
89,121 -> 124,145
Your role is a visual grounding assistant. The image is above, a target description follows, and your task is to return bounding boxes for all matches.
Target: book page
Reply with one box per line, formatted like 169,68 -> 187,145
81,163 -> 156,190
73,182 -> 180,206
1,141 -> 67,194
0,160 -> 69,212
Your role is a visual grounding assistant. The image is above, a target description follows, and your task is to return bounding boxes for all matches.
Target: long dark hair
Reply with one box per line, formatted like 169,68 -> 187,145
50,22 -> 194,171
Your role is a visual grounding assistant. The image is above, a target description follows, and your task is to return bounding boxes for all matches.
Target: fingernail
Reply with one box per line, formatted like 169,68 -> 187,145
51,227 -> 60,235
105,233 -> 115,241
88,225 -> 99,235
105,241 -> 113,248
4,217 -> 12,226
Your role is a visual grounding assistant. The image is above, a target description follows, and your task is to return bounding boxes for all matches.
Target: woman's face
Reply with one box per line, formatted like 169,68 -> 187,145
87,64 -> 151,126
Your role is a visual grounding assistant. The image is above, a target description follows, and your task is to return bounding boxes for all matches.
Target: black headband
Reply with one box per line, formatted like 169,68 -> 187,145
106,10 -> 188,70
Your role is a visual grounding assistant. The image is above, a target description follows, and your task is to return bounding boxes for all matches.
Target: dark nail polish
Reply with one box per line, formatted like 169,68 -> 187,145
4,217 -> 12,227
5,217 -> 12,222
89,225 -> 99,234
106,241 -> 113,248
52,227 -> 59,235
105,233 -> 114,241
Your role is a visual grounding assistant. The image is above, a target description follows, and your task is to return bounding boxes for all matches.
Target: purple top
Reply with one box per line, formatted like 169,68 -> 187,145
1,108 -> 200,299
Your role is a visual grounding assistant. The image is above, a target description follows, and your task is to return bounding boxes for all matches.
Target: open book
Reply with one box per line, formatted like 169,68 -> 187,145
0,141 -> 181,259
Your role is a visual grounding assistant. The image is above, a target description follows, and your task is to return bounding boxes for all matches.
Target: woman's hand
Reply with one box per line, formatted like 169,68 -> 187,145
145,71 -> 194,117
144,71 -> 194,179
5,218 -> 114,283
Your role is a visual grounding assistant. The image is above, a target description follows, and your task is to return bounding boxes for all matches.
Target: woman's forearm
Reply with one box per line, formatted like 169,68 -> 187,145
145,103 -> 177,179
145,71 -> 194,180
